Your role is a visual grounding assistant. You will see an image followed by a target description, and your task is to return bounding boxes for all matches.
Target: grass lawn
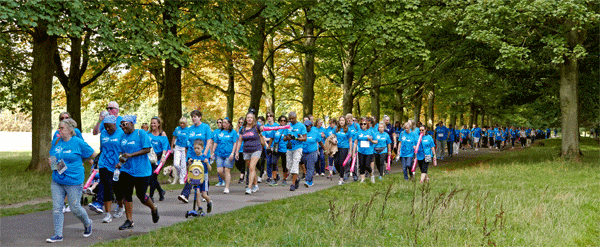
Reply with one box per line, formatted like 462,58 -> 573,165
100,138 -> 599,246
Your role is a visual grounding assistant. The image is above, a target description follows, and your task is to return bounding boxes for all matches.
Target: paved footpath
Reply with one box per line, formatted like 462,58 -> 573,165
0,148 -> 499,246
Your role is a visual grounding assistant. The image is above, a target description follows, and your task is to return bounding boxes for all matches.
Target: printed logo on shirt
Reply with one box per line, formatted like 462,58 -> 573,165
102,137 -> 110,142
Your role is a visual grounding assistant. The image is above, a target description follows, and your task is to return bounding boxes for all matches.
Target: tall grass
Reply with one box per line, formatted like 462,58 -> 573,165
100,138 -> 599,246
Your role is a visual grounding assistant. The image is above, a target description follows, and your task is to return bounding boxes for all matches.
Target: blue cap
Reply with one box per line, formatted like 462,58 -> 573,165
104,115 -> 117,124
122,115 -> 137,124
304,120 -> 312,126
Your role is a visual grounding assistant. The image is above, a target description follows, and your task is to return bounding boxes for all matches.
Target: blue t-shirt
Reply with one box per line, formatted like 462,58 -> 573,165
373,131 -> 392,154
98,128 -> 124,172
148,132 -> 170,153
399,131 -> 417,157
263,123 -> 279,139
287,122 -> 307,151
510,129 -> 518,138
303,128 -> 321,153
49,137 -> 94,185
494,129 -> 504,141
447,128 -> 455,142
271,128 -> 288,153
314,126 -> 326,147
186,123 -> 213,158
460,129 -> 470,139
120,129 -> 152,177
435,126 -> 447,141
99,116 -> 123,133
172,126 -> 188,148
472,127 -> 482,138
335,128 -> 353,149
487,129 -> 494,138
52,128 -> 83,145
427,130 -> 434,136
355,128 -> 375,155
416,134 -> 435,160
213,129 -> 239,157
324,126 -> 336,138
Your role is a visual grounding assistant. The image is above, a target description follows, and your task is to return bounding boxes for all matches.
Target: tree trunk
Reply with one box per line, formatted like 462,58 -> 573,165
449,114 -> 457,127
468,103 -> 475,126
426,87 -> 434,127
27,23 -> 57,172
159,60 -> 182,142
226,51 -> 235,120
355,97 -> 361,117
413,84 -> 423,123
370,75 -> 381,121
559,56 -> 581,160
248,17 -> 266,116
342,41 -> 356,115
394,86 -> 404,123
459,113 -> 465,127
302,14 -> 316,117
267,38 -> 276,114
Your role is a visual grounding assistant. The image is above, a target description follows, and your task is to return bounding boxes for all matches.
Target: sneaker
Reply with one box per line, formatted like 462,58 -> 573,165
159,190 -> 166,201
46,235 -> 63,243
64,205 -> 71,213
266,178 -> 272,183
252,185 -> 259,193
102,213 -> 113,223
238,177 -> 244,184
306,181 -> 314,187
289,184 -> 296,191
223,188 -> 230,194
202,198 -> 206,202
268,180 -> 276,186
83,223 -> 92,238
89,202 -> 103,214
207,201 -> 212,213
304,181 -> 309,188
353,175 -> 359,182
215,181 -> 224,187
178,195 -> 189,203
338,180 -> 344,185
245,188 -> 252,194
379,176 -> 383,180
113,206 -> 125,218
151,207 -> 159,223
281,180 -> 287,186
371,175 -> 375,183
294,180 -> 299,189
301,173 -> 306,180
257,177 -> 262,183
199,207 -> 205,216
118,220 -> 134,230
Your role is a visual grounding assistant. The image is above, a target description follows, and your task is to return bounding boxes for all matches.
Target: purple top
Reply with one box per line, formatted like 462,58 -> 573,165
240,125 -> 261,153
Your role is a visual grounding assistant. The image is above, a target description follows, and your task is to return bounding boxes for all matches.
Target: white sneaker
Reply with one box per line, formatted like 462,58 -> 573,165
64,205 -> 71,213
102,213 -> 112,223
371,175 -> 375,183
223,188 -> 229,194
338,180 -> 344,185
113,207 -> 125,218
257,177 -> 262,183
252,185 -> 259,193
245,188 -> 252,194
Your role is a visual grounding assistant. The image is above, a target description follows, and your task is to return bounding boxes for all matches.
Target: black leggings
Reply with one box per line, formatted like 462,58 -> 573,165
358,153 -> 373,175
99,167 -> 115,202
149,153 -> 164,199
417,159 -> 429,173
114,172 -> 150,203
374,152 -> 387,176
520,137 -> 526,147
334,148 -> 349,178
270,151 -> 288,173
235,153 -> 246,174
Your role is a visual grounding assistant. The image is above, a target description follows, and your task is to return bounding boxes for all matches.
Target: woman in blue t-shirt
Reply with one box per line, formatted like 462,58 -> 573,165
334,116 -> 353,185
171,117 -> 188,185
148,117 -> 169,202
353,117 -> 378,183
267,115 -> 289,186
373,122 -> 392,180
114,115 -> 159,230
211,117 -> 239,194
47,119 -> 95,243
415,126 -> 437,183
398,122 -> 417,180
97,115 -> 125,224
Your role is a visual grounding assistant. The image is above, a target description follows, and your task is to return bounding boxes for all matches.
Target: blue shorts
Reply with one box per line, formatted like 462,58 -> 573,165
191,174 -> 209,192
216,156 -> 234,169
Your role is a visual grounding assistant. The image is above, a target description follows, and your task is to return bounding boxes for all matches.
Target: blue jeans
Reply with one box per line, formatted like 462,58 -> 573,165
51,181 -> 91,237
401,157 -> 414,180
301,151 -> 318,183
316,148 -> 325,174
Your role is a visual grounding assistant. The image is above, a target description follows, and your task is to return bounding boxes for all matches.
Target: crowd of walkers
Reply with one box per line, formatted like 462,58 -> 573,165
46,101 -> 556,242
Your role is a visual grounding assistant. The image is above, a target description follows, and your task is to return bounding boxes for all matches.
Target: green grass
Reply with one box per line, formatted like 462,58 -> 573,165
0,202 -> 52,217
99,138 -> 600,246
0,152 -> 52,205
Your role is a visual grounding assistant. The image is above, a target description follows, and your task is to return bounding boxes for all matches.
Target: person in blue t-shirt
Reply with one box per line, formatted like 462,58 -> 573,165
97,115 -> 125,224
434,121 -> 448,159
171,117 -> 189,185
334,116 -> 353,185
487,127 -> 495,149
415,125 -> 437,183
300,120 -> 323,187
52,112 -> 84,145
267,115 -> 289,186
93,101 -> 123,135
211,117 -> 238,194
263,112 -> 279,183
282,111 -> 307,191
509,126 -> 518,148
460,125 -> 470,150
114,115 -> 159,230
47,118 -> 95,243
471,124 -> 482,151
187,139 -> 213,215
494,126 -> 504,150
447,124 -> 455,158
373,122 -> 392,179
353,117 -> 377,183
399,122 -> 417,180
314,118 -> 327,177
147,117 -> 170,202
178,110 -> 213,202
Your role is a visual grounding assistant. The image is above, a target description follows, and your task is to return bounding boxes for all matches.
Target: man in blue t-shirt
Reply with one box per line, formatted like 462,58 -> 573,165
283,111 -> 307,191
434,121 -> 448,159
471,124 -> 482,151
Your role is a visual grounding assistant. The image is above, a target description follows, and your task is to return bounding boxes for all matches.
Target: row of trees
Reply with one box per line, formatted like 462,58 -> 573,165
1,0 -> 598,170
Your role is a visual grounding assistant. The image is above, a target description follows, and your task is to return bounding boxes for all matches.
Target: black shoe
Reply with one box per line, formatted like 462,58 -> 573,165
301,174 -> 306,180
207,201 -> 212,213
294,180 -> 299,189
119,220 -> 134,230
238,177 -> 244,184
152,207 -> 159,223
159,190 -> 166,201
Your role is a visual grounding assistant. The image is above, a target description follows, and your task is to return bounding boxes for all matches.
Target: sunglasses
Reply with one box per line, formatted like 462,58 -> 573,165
361,123 -> 368,126
217,121 -> 222,124
107,107 -> 117,110
266,115 -> 273,117
59,116 -> 69,121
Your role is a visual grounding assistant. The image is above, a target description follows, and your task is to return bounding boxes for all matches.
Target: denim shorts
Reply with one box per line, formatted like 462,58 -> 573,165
243,150 -> 262,160
216,156 -> 234,169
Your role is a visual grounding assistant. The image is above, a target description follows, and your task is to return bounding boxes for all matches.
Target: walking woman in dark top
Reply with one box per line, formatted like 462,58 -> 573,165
233,111 -> 266,195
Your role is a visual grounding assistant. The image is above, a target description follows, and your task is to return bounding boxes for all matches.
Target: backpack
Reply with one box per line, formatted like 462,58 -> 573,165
188,159 -> 205,185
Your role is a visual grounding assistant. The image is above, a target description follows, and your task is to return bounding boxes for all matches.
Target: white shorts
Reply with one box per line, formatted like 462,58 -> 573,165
473,137 -> 480,143
286,148 -> 303,174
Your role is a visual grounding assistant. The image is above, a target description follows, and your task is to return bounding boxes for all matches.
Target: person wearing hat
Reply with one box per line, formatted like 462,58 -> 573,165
97,115 -> 125,223
300,119 -> 323,187
283,111 -> 307,191
113,115 -> 159,230
93,101 -> 123,135
211,117 -> 239,194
